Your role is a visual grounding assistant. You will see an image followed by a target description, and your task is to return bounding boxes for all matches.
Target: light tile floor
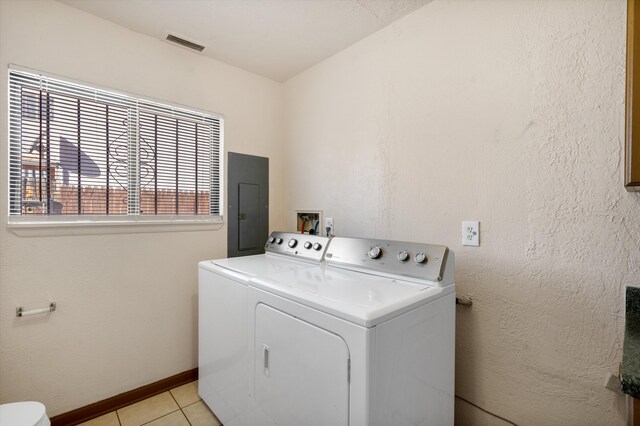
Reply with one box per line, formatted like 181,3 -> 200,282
78,381 -> 221,426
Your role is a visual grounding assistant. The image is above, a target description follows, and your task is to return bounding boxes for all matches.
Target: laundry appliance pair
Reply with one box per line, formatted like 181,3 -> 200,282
198,232 -> 455,426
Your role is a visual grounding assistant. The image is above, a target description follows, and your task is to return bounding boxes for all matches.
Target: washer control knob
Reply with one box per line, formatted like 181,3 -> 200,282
288,238 -> 298,248
397,251 -> 409,262
304,241 -> 313,249
368,246 -> 382,259
313,242 -> 322,251
415,252 -> 427,263
275,238 -> 283,245
268,237 -> 276,244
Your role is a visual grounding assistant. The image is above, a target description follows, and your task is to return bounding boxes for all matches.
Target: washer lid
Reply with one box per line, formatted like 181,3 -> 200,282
0,401 -> 47,425
249,266 -> 454,327
200,253 -> 319,280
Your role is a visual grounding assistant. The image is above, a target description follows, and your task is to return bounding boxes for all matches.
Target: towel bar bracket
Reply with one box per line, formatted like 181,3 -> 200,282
16,302 -> 56,318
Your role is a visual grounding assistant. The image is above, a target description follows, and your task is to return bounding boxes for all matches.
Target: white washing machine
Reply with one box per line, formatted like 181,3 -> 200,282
198,232 -> 330,426
247,236 -> 455,426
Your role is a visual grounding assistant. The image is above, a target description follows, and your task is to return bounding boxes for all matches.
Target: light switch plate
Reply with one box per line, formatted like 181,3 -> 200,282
462,221 -> 480,246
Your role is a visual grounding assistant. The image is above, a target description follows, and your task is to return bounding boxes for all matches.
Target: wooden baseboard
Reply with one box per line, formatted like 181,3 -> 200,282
50,368 -> 198,426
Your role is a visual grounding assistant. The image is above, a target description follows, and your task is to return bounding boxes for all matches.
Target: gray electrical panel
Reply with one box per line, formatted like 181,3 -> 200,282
227,152 -> 269,258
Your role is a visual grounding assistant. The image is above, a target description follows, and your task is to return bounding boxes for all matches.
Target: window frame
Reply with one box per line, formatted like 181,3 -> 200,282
7,65 -> 225,230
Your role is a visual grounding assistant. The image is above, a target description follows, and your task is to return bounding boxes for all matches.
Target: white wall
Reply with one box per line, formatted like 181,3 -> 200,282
2,1 -> 637,424
0,0 -> 284,416
283,1 -> 637,425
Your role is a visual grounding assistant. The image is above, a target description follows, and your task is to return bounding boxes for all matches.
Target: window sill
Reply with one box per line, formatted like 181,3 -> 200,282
7,215 -> 224,237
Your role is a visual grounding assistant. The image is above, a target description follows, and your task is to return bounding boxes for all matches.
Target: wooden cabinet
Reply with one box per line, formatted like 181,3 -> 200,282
627,0 -> 640,190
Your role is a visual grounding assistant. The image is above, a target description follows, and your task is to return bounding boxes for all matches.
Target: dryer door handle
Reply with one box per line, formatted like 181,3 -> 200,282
263,344 -> 270,377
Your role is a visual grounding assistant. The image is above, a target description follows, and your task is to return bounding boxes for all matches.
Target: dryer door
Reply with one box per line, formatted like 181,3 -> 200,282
254,303 -> 350,426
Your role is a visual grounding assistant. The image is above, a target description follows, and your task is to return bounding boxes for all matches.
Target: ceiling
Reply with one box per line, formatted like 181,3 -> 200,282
57,0 -> 431,82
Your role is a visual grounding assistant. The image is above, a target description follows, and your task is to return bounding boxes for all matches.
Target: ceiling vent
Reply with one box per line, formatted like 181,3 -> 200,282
166,34 -> 205,52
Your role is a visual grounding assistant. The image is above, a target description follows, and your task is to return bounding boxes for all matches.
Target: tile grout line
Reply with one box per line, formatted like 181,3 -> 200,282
180,406 -> 193,426
103,384 -> 200,426
138,408 -> 182,426
181,399 -> 202,409
121,391 -> 181,426
176,389 -> 206,426
167,388 -> 193,426
179,398 -> 204,426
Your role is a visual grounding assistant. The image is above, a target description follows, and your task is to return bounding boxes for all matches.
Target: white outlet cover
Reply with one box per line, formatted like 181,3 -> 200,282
324,217 -> 334,236
462,221 -> 480,246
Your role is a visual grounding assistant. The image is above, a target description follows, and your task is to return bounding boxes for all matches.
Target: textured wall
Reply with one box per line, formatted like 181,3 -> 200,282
0,0 -> 284,416
283,1 -> 638,424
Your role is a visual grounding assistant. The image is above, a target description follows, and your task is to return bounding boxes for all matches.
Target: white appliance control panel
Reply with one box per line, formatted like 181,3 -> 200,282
325,237 -> 452,284
265,232 -> 330,262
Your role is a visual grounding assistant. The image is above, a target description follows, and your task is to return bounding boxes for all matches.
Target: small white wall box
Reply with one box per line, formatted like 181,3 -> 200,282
295,210 -> 323,235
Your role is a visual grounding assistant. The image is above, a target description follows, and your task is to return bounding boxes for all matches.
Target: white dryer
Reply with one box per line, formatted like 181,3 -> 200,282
247,236 -> 455,426
198,232 -> 330,426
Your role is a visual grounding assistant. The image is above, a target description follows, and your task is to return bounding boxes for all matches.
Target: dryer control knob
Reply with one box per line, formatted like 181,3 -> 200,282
397,251 -> 409,262
304,241 -> 313,249
275,238 -> 283,245
415,252 -> 427,263
368,246 -> 382,259
313,243 -> 322,251
288,238 -> 298,248
268,237 -> 276,244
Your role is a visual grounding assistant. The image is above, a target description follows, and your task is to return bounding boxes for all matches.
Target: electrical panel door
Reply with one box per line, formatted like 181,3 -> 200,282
227,152 -> 269,258
238,183 -> 261,251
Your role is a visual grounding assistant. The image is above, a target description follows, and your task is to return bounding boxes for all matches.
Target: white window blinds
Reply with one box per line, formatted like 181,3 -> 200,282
8,68 -> 222,219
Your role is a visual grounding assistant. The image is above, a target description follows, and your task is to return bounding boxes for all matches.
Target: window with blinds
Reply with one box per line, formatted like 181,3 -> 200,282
8,68 -> 222,220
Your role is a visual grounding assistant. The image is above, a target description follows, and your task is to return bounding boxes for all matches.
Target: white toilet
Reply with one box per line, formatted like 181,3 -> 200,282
0,402 -> 50,426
